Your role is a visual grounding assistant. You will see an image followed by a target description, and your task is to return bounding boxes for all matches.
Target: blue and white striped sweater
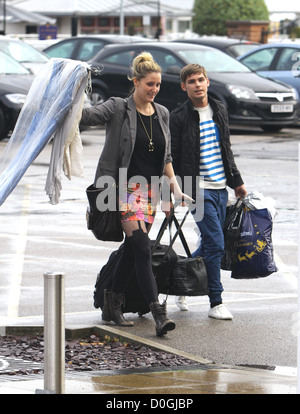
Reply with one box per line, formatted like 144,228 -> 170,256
198,116 -> 226,188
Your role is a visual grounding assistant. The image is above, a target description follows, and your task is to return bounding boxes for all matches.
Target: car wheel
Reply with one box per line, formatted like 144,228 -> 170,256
90,88 -> 107,106
261,125 -> 282,133
0,107 -> 7,140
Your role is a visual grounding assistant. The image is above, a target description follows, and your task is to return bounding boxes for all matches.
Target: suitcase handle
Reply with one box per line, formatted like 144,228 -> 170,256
151,207 -> 192,259
171,214 -> 192,258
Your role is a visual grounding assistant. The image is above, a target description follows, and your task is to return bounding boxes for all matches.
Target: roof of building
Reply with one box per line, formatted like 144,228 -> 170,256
10,0 -> 300,23
1,4 -> 56,24
10,0 -> 193,17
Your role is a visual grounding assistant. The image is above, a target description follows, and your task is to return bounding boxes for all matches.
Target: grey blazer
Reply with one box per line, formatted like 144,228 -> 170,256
81,95 -> 172,185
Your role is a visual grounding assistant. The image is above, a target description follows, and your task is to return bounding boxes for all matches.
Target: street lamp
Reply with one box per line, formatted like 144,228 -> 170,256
120,0 -> 124,35
155,0 -> 161,39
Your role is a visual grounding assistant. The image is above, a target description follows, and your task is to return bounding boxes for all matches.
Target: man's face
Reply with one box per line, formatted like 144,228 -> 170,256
181,72 -> 210,107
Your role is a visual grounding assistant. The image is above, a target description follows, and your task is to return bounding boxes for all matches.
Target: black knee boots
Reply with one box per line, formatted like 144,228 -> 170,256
102,291 -> 175,336
150,301 -> 176,337
102,289 -> 134,327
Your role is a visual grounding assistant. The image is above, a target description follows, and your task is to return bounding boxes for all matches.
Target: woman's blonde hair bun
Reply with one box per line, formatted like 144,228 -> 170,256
128,51 -> 161,82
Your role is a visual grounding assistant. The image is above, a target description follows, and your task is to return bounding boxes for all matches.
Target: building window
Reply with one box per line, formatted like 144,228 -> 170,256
98,18 -> 110,27
26,25 -> 37,34
80,15 -> 142,35
82,18 -> 95,27
165,20 -> 173,32
178,20 -> 191,32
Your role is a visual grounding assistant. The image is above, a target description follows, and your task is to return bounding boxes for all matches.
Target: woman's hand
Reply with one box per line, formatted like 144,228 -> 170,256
161,194 -> 194,219
174,190 -> 194,206
162,162 -> 194,215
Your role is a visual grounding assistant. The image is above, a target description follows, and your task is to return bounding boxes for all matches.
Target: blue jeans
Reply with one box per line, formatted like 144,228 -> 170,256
192,188 -> 228,305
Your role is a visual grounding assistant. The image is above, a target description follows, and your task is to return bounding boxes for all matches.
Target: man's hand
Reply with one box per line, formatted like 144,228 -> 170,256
235,184 -> 247,199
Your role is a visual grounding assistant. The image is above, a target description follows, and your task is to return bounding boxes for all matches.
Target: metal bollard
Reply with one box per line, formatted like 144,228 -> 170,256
43,272 -> 65,394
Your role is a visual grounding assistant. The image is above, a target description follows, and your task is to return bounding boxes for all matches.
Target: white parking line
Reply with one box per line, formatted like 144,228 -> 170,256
273,252 -> 298,290
7,185 -> 31,319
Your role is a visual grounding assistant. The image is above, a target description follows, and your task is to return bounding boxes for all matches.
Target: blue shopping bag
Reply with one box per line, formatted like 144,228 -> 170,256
231,208 -> 277,279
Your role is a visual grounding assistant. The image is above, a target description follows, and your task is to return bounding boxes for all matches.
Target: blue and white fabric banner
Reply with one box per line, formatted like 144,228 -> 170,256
0,58 -> 90,205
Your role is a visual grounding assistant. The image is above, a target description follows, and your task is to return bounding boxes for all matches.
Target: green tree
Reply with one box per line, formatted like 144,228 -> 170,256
290,27 -> 300,39
193,0 -> 269,36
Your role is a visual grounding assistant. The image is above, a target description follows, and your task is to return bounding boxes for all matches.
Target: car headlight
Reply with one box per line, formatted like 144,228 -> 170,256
290,87 -> 299,101
5,93 -> 27,105
227,85 -> 258,100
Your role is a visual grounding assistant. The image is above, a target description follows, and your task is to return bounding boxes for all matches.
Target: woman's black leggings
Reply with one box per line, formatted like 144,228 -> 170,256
111,220 -> 158,304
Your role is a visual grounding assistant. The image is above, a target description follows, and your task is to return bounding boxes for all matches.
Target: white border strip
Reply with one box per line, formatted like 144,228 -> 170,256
296,144 -> 300,394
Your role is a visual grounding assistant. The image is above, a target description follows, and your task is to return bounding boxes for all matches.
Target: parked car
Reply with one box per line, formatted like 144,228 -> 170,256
238,43 -> 300,97
0,37 -> 49,75
174,37 -> 260,58
88,42 -> 300,131
0,51 -> 34,140
43,35 -> 151,62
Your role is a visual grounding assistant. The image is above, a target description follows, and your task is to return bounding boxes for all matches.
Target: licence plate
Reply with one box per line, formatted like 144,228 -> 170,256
271,104 -> 293,113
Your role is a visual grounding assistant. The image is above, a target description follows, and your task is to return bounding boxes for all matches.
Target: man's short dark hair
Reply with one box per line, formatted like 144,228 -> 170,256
180,64 -> 208,84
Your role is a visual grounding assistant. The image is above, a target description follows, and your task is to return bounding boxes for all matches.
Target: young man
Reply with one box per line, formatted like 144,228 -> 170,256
169,64 -> 247,320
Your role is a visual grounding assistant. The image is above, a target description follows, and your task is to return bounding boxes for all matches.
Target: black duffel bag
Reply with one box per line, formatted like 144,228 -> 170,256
152,208 -> 208,296
86,184 -> 124,242
166,211 -> 208,296
151,212 -> 178,293
170,255 -> 208,296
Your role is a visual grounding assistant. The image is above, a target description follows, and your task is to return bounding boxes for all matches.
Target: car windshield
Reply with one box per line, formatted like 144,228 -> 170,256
0,40 -> 48,63
226,43 -> 260,58
178,48 -> 251,72
45,40 -> 78,59
0,50 -> 31,75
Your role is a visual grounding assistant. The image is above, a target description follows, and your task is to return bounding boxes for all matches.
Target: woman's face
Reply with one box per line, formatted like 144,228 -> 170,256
134,71 -> 161,104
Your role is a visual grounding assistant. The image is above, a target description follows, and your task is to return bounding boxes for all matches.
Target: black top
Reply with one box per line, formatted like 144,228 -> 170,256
127,111 -> 165,183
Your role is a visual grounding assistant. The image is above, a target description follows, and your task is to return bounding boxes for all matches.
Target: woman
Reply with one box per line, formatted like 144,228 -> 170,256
81,52 -> 191,336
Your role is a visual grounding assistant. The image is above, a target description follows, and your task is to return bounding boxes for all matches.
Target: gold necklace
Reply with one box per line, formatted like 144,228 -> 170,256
137,111 -> 154,152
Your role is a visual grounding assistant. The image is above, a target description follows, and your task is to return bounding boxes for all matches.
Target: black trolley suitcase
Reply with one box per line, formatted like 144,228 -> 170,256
93,207 -> 207,315
93,211 -> 179,315
93,243 -> 155,315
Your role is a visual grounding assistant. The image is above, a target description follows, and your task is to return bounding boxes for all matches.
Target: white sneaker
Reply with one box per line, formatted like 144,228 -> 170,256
208,304 -> 233,320
175,296 -> 188,311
